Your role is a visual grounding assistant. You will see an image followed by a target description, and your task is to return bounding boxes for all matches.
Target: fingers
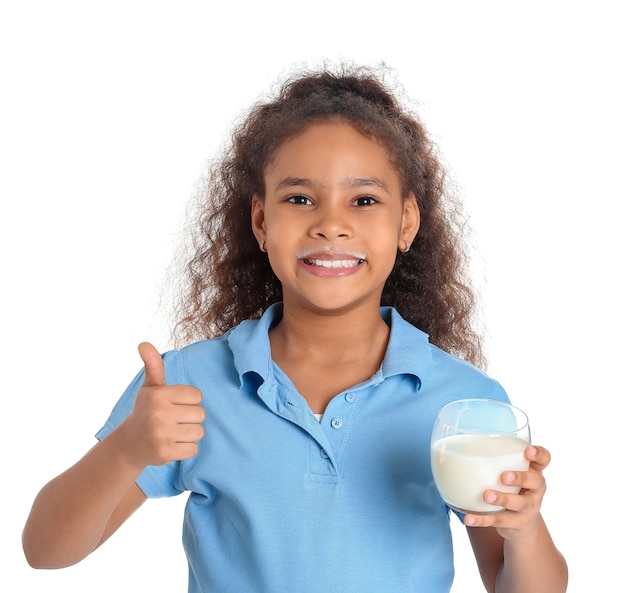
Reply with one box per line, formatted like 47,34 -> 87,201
124,342 -> 206,466
464,446 -> 551,533
479,469 -> 544,514
526,445 -> 551,472
137,342 -> 202,404
151,401 -> 206,464
138,342 -> 166,387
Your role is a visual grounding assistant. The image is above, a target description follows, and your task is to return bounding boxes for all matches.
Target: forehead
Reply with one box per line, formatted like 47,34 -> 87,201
265,121 -> 400,188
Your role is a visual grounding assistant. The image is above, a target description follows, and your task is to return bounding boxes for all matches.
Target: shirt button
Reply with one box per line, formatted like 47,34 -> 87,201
320,449 -> 329,459
345,392 -> 355,403
331,417 -> 343,429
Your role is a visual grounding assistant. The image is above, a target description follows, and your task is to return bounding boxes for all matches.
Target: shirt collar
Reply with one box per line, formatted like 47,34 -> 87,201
380,307 -> 431,388
228,303 -> 283,385
228,303 -> 432,389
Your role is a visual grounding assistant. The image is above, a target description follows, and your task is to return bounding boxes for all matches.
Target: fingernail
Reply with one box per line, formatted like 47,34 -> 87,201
465,516 -> 476,525
504,471 -> 515,484
486,491 -> 497,503
528,446 -> 537,457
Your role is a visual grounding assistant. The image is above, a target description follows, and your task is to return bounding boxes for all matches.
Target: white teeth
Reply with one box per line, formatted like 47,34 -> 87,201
307,258 -> 362,269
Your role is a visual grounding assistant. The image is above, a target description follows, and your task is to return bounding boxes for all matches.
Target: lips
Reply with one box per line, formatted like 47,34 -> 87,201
297,247 -> 366,277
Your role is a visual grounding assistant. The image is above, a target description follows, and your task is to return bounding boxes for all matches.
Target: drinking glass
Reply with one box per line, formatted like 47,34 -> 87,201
430,398 -> 531,514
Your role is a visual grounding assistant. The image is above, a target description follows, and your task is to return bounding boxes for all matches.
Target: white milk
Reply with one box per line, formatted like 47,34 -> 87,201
430,434 -> 530,513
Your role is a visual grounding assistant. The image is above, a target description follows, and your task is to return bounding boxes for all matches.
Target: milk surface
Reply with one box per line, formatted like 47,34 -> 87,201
430,434 -> 530,513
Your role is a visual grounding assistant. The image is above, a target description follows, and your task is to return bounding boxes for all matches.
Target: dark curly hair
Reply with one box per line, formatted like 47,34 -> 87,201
171,63 -> 486,368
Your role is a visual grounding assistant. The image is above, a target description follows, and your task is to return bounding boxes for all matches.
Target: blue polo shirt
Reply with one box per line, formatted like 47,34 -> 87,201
97,304 -> 509,593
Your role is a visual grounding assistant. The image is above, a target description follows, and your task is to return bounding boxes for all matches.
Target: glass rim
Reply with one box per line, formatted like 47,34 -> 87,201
437,398 -> 529,437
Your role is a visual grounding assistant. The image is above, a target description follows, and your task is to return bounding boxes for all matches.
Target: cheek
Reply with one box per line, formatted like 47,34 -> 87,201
264,252 -> 287,288
371,234 -> 401,272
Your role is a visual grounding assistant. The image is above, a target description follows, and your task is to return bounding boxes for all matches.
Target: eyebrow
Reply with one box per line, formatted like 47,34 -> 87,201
342,177 -> 390,193
274,177 -> 316,191
274,176 -> 390,193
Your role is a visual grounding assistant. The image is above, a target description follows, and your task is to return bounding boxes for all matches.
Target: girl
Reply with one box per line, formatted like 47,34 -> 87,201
22,64 -> 568,592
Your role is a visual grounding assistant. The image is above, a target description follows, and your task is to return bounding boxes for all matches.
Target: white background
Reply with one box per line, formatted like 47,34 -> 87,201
2,1 -> 623,591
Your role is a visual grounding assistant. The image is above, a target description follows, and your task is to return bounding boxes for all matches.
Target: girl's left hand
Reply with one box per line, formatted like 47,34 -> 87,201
464,445 -> 550,540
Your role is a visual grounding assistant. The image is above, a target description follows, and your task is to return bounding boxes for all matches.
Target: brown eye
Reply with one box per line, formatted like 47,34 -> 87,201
353,196 -> 378,206
287,195 -> 312,205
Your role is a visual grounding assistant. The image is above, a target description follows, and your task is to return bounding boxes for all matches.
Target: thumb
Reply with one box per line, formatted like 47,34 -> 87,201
138,342 -> 166,387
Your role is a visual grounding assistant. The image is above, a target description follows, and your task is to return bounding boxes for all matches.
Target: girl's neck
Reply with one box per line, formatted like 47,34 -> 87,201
268,303 -> 391,413
271,302 -> 389,361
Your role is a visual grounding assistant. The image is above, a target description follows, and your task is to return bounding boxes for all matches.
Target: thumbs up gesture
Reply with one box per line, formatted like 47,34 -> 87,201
119,342 -> 205,468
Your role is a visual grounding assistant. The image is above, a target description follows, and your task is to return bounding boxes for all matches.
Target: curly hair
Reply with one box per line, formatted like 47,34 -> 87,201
171,63 -> 486,368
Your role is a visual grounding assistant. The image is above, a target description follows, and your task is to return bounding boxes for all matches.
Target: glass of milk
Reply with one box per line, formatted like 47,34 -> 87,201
430,399 -> 531,514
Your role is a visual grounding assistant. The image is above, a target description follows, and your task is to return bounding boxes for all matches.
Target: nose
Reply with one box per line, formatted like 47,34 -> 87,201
309,202 -> 353,240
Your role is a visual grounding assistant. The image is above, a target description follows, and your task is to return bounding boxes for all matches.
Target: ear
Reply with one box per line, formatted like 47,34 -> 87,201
399,192 -> 420,250
251,194 -> 266,245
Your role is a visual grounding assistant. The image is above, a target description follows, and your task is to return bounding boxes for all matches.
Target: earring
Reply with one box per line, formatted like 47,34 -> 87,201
259,240 -> 267,252
400,240 -> 411,253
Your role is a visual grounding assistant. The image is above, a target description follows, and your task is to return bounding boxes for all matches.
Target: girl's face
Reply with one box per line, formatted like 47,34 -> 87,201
252,121 -> 420,316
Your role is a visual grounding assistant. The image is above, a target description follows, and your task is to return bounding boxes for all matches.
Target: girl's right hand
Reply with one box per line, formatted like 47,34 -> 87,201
118,342 -> 205,469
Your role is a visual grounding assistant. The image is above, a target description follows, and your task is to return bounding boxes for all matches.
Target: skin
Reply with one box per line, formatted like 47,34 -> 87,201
21,341 -> 202,568
22,121 -> 567,592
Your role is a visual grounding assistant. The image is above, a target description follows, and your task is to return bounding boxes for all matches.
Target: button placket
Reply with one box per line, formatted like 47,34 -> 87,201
323,389 -> 360,460
308,388 -> 363,482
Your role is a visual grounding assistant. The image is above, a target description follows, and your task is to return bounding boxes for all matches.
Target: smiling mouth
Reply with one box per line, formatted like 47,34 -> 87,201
302,258 -> 364,269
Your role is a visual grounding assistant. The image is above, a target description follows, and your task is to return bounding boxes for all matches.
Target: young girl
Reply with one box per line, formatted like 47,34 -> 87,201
22,64 -> 568,592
